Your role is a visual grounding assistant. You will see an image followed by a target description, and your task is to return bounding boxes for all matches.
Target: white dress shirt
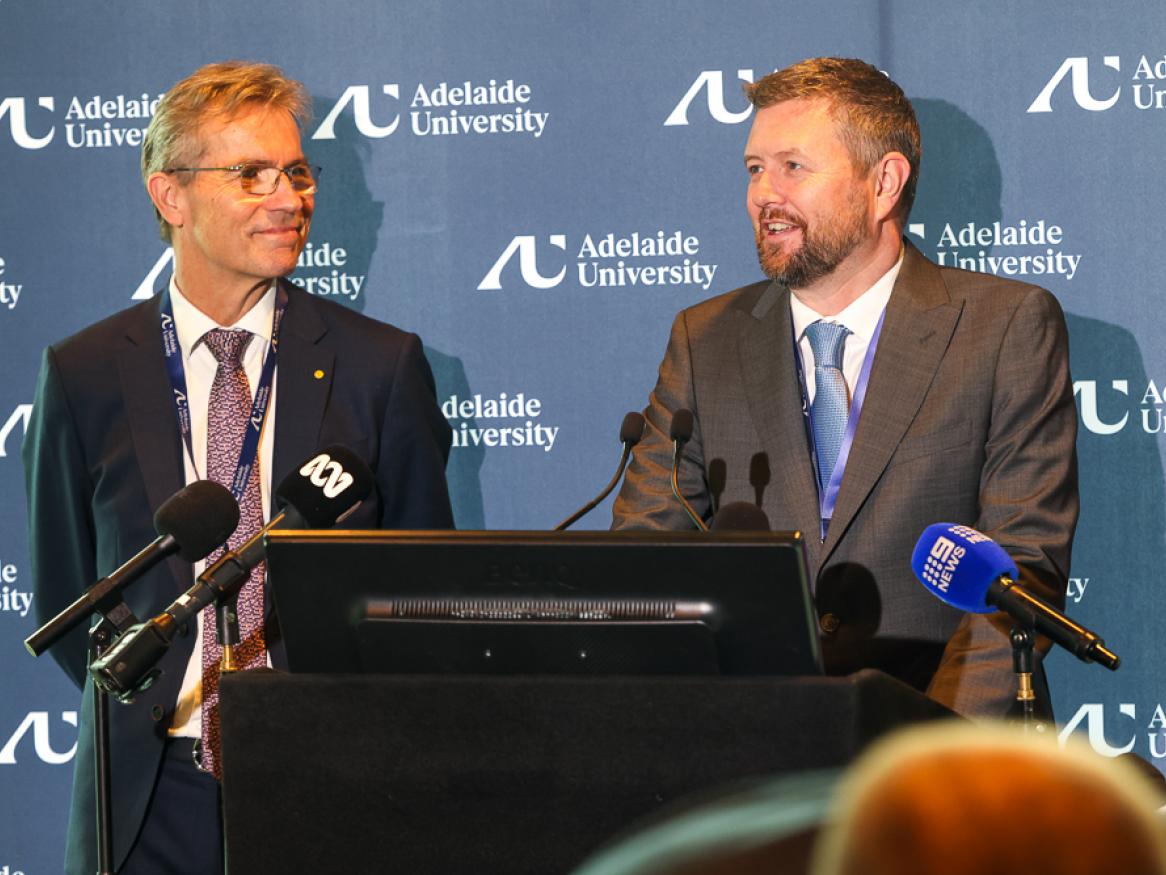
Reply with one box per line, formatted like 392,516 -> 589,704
789,252 -> 904,403
166,278 -> 278,738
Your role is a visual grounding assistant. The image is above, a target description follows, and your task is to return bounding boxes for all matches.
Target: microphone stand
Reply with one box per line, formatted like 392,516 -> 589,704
1009,626 -> 1042,733
86,600 -> 141,875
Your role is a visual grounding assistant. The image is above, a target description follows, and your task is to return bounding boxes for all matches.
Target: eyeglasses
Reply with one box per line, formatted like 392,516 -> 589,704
165,162 -> 322,195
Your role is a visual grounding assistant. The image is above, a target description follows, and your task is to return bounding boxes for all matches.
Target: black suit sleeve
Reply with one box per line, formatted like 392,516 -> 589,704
23,345 -> 97,689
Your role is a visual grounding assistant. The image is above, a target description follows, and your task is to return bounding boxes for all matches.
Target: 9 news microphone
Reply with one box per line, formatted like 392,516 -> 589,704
911,523 -> 1119,670
670,408 -> 708,531
90,446 -> 374,699
25,480 -> 239,657
554,411 -> 645,530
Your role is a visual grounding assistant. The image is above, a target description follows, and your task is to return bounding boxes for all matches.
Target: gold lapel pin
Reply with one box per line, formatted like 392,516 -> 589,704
313,369 -> 325,380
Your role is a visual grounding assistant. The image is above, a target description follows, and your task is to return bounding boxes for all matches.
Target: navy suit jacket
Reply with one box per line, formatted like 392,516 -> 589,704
24,280 -> 454,874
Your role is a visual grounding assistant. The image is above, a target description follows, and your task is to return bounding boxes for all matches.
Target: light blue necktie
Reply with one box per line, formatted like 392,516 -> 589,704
805,321 -> 851,495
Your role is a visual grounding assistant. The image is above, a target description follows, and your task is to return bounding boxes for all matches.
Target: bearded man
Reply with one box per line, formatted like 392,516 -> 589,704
612,57 -> 1078,718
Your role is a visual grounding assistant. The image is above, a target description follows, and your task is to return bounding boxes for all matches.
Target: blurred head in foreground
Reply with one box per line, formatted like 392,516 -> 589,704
811,721 -> 1166,875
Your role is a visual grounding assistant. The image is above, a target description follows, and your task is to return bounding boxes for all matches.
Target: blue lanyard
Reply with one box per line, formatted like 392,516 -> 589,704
159,285 -> 286,502
793,308 -> 886,540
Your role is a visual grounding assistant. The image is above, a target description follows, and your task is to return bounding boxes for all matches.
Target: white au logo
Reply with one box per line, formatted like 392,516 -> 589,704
1058,702 -> 1166,759
1074,380 -> 1129,435
0,96 -> 55,148
0,404 -> 31,458
300,453 -> 354,498
1028,56 -> 1122,113
313,85 -> 401,140
664,70 -> 754,126
0,711 -> 77,765
132,248 -> 174,300
478,235 -> 566,290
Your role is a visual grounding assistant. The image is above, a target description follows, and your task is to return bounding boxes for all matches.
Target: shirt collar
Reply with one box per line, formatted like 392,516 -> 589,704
789,251 -> 904,344
168,276 -> 277,361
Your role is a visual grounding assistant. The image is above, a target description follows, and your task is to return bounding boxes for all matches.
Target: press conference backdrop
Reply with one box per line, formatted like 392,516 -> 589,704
2,1 -> 1163,869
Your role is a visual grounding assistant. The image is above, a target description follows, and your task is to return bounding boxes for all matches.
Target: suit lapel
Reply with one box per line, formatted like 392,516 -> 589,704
820,243 -> 963,563
271,282 -> 334,512
738,282 -> 824,570
117,293 -> 187,591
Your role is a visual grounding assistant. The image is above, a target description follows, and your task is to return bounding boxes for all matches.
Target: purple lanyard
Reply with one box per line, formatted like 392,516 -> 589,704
793,308 -> 886,541
159,285 -> 286,502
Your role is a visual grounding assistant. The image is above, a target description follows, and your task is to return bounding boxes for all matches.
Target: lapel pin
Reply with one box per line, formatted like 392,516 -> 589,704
313,369 -> 325,380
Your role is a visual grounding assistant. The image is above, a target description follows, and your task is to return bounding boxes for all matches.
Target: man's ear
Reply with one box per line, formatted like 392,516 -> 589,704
872,151 -> 911,222
146,171 -> 185,231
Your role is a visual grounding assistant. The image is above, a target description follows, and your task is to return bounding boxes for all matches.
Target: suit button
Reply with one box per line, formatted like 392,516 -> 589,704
819,612 -> 840,634
150,705 -> 165,722
178,623 -> 190,638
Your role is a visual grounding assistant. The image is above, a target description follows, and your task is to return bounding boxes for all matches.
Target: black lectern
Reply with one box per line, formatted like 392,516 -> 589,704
219,670 -> 954,873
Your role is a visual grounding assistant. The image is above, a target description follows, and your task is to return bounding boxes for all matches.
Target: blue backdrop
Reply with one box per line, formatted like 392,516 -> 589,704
3,2 -> 1164,870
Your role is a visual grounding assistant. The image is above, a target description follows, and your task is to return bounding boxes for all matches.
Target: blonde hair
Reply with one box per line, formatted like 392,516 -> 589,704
141,61 -> 311,241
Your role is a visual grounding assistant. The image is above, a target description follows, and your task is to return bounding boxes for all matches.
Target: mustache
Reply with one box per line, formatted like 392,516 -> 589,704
758,207 -> 804,228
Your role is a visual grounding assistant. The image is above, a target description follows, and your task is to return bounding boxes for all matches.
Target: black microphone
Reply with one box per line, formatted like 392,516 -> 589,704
25,481 -> 239,657
89,446 -> 374,699
711,502 -> 771,531
554,411 -> 645,530
670,408 -> 708,531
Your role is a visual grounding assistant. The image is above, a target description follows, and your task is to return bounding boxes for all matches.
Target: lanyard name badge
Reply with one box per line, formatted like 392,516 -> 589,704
793,309 -> 886,541
159,285 -> 286,502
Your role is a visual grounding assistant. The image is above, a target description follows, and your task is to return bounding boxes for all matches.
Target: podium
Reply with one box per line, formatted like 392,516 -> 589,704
219,669 -> 954,873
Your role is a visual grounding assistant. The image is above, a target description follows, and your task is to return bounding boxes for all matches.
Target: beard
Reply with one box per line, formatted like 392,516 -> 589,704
754,193 -> 869,289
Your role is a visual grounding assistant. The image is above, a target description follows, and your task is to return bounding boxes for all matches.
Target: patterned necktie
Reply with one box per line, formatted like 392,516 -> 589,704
805,321 -> 852,495
200,327 -> 267,779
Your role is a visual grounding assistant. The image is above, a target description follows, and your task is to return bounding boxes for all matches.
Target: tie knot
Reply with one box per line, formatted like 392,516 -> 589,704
202,328 -> 252,366
805,321 -> 850,370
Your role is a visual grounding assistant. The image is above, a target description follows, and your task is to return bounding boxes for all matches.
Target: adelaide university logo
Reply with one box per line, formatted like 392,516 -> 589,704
478,231 -> 718,292
0,96 -> 55,149
1028,56 -> 1122,112
313,85 -> 402,139
1060,702 -> 1166,760
1028,54 -> 1166,112
478,235 -> 567,290
664,70 -> 755,126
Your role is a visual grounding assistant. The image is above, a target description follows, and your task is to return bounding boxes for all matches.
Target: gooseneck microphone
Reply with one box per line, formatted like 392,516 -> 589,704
554,411 -> 645,530
670,408 -> 708,532
25,480 -> 240,657
911,523 -> 1119,670
89,446 -> 375,699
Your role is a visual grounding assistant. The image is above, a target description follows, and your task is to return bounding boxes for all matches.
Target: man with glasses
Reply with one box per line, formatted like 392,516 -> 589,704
23,61 -> 454,874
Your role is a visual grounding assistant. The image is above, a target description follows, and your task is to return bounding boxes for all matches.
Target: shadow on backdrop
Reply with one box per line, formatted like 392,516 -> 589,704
426,345 -> 486,530
911,98 -> 1165,721
293,96 -> 385,315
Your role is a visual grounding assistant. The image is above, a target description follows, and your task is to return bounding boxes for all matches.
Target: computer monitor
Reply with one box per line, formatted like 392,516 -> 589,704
266,530 -> 821,677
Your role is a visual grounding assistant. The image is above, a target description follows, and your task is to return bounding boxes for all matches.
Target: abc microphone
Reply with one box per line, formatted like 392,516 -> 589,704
25,480 -> 239,657
670,408 -> 708,531
554,411 -> 645,530
89,446 -> 374,699
911,523 -> 1119,670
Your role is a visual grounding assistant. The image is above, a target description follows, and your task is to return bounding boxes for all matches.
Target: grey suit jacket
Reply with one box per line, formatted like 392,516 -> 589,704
612,242 -> 1079,717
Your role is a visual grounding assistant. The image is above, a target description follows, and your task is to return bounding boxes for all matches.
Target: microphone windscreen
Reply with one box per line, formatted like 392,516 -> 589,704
670,408 -> 695,443
711,502 -> 771,531
620,411 -> 646,447
275,445 -> 375,528
153,480 -> 240,562
911,523 -> 1018,614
